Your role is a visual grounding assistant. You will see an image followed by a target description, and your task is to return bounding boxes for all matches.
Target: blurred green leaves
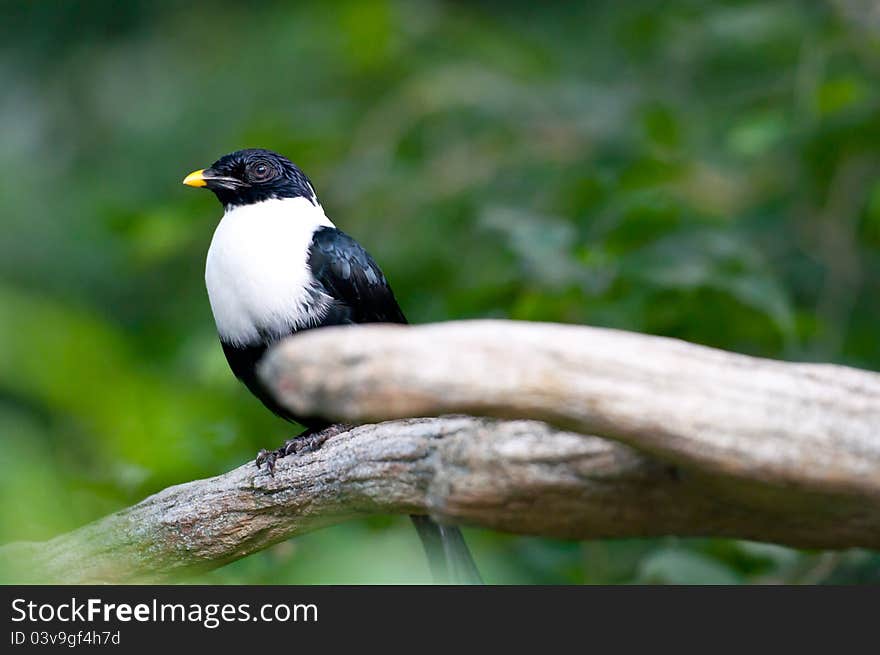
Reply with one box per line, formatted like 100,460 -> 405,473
0,0 -> 878,583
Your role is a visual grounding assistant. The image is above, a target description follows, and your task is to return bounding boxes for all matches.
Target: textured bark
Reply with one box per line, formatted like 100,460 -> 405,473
4,416 -> 879,584
4,320 -> 879,583
262,320 -> 880,504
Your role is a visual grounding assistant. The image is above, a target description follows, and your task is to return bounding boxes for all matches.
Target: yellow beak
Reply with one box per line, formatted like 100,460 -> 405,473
182,169 -> 207,188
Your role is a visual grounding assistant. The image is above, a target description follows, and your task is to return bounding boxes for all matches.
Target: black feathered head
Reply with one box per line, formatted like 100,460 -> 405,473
183,148 -> 317,208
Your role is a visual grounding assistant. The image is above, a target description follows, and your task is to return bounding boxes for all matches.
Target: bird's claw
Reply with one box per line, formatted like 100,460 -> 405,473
255,448 -> 278,476
254,424 -> 351,475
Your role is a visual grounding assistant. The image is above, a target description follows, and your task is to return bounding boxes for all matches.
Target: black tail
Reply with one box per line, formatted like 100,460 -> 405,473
410,515 -> 483,584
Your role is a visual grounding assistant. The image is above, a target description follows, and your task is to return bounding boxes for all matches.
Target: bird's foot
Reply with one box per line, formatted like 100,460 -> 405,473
255,424 -> 353,475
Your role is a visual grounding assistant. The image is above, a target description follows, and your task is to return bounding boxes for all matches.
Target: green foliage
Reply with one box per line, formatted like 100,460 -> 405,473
1,0 -> 878,583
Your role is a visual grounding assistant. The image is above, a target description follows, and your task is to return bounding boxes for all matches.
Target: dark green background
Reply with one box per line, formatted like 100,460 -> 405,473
1,0 -> 878,583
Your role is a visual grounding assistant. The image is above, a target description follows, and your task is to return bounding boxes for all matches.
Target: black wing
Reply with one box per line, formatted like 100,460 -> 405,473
308,227 -> 408,326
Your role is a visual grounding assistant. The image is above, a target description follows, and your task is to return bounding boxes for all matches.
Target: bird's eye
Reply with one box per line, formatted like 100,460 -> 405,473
249,161 -> 275,182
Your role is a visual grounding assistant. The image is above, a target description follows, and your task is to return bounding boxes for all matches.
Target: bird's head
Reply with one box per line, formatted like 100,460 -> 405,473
182,148 -> 317,208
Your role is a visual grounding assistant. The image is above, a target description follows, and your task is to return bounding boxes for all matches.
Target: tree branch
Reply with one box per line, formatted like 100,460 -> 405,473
5,414 -> 879,584
261,320 -> 880,503
5,320 -> 879,582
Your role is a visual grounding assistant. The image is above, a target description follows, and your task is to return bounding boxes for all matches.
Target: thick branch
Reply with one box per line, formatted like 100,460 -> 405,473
261,320 -> 880,505
6,320 -> 879,582
4,416 -> 879,583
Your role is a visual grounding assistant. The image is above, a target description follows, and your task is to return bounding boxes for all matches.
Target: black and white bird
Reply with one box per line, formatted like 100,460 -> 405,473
183,148 -> 481,584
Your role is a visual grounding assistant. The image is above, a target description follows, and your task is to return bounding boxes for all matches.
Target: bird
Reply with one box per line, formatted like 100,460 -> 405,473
183,148 -> 482,584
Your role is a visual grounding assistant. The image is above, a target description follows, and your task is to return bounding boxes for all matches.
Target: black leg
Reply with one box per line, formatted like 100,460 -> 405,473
255,424 -> 352,475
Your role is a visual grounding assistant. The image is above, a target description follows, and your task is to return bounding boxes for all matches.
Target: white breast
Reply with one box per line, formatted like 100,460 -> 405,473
205,197 -> 336,346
